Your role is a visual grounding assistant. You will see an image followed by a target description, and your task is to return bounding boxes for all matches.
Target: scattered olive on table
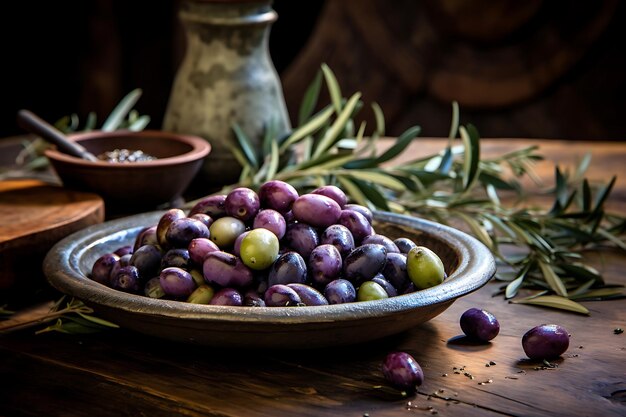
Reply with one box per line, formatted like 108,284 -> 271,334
90,180 -> 449,308
460,307 -> 500,342
522,324 -> 570,360
381,351 -> 424,392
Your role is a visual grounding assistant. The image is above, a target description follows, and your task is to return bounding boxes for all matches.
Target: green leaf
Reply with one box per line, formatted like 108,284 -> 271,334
538,260 -> 568,297
459,125 -> 480,191
84,112 -> 97,131
437,147 -> 453,174
128,115 -> 151,131
280,105 -> 334,152
569,287 -> 625,300
298,70 -> 323,125
505,275 -> 526,299
349,178 -> 390,211
232,123 -> 258,169
341,169 -> 406,191
101,88 -> 143,131
321,63 -> 343,113
313,93 -> 362,159
76,312 -> 120,328
371,102 -> 385,138
592,176 -> 616,217
337,176 -> 370,207
376,125 -> 421,164
265,139 -> 280,182
456,212 -> 494,251
511,295 -> 589,314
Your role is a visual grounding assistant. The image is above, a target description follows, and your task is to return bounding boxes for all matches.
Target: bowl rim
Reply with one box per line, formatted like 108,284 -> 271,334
43,210 -> 496,325
43,130 -> 211,168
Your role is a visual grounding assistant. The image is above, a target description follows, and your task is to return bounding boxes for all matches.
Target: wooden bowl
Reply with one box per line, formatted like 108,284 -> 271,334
44,212 -> 495,348
43,211 -> 496,349
44,130 -> 211,214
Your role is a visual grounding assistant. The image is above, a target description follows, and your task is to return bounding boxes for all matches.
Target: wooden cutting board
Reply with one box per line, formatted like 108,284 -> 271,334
0,179 -> 105,292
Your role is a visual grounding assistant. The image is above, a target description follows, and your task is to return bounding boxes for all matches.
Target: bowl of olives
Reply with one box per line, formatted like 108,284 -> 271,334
44,130 -> 211,214
44,182 -> 496,349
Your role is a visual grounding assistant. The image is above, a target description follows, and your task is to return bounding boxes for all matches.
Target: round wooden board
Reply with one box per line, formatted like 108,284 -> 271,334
0,179 -> 105,291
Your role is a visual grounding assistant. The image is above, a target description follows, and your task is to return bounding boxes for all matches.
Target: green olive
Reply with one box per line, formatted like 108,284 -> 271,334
357,281 -> 389,301
239,228 -> 280,270
187,284 -> 215,304
406,246 -> 445,290
208,216 -> 246,248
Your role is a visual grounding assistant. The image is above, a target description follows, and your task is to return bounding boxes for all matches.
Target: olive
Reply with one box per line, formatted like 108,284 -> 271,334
357,280 -> 389,301
406,246 -> 445,290
343,243 -> 387,285
362,234 -> 400,253
165,217 -> 210,248
338,209 -> 373,244
320,224 -> 355,258
91,253 -> 119,285
394,237 -> 417,254
252,209 -> 286,239
156,208 -> 185,248
186,284 -> 215,304
311,185 -> 347,208
188,237 -> 220,265
381,252 -> 409,292
283,222 -> 319,260
382,352 -> 424,392
522,324 -> 570,360
264,284 -> 302,307
308,244 -> 343,287
144,277 -> 166,299
159,267 -> 196,298
209,216 -> 246,249
371,274 -> 398,297
202,251 -> 254,288
324,279 -> 356,304
460,308 -> 500,342
111,265 -> 140,293
225,187 -> 260,221
189,194 -> 227,218
129,244 -> 162,281
258,180 -> 299,214
292,194 -> 342,228
160,248 -> 190,269
209,288 -> 243,306
134,226 -> 158,251
344,203 -> 373,224
268,251 -> 307,286
287,283 -> 329,306
239,228 -> 280,270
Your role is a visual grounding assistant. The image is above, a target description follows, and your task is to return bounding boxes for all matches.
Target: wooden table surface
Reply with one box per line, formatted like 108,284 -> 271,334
1,138 -> 625,417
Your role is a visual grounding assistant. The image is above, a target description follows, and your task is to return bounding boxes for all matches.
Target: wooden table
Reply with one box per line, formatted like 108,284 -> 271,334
1,139 -> 625,416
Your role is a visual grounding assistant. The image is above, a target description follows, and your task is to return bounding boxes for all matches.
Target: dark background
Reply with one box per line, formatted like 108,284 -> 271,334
1,0 -> 624,141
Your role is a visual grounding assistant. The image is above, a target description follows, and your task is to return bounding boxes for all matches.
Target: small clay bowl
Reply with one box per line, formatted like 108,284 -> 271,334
44,130 -> 211,214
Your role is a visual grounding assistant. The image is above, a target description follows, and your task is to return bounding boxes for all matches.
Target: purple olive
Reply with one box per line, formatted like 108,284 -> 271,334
188,194 -> 227,218
343,243 -> 387,285
160,248 -> 191,269
134,226 -> 158,251
292,194 -> 342,228
381,252 -> 409,292
243,289 -> 266,307
253,209 -> 287,239
362,234 -> 400,253
372,274 -> 398,297
522,324 -> 570,360
225,187 -> 260,221
394,237 -> 417,254
209,288 -> 243,306
344,203 -> 373,224
165,217 -> 210,248
189,213 -> 214,229
258,180 -> 299,214
460,308 -> 500,342
311,185 -> 347,208
338,209 -> 373,244
382,352 -> 424,392
287,283 -> 329,306
264,284 -> 302,307
188,237 -> 220,265
308,244 -> 343,287
129,244 -> 162,281
324,279 -> 356,304
156,208 -> 186,247
113,245 -> 133,257
283,222 -> 319,259
110,265 -> 140,293
202,251 -> 254,288
159,267 -> 196,298
91,253 -> 119,285
320,224 -> 355,258
268,251 -> 307,286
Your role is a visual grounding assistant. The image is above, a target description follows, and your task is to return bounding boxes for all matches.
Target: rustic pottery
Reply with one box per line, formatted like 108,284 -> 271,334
163,0 -> 291,187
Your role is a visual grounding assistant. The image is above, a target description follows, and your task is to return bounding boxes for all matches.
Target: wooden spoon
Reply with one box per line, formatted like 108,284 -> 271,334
17,109 -> 99,162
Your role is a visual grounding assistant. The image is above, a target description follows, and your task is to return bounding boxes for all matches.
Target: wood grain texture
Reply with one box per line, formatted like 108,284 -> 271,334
0,139 -> 625,416
0,179 -> 104,291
